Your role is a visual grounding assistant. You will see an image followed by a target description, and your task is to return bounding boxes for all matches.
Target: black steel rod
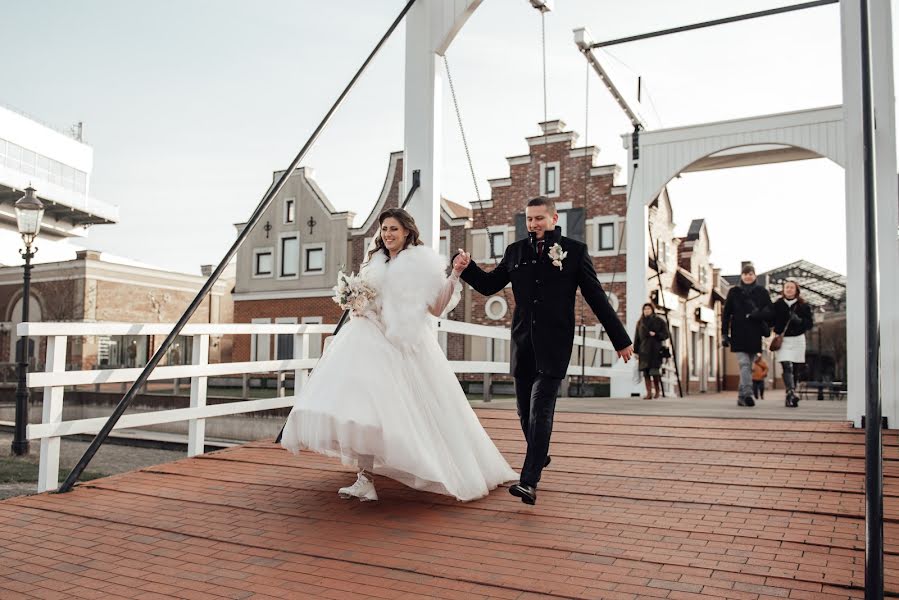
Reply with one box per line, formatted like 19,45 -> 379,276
591,0 -> 838,48
273,170 -> 420,445
858,0 -> 884,596
57,0 -> 418,493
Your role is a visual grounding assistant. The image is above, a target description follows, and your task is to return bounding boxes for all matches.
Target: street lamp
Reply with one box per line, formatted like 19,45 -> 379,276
814,308 -> 826,401
11,186 -> 44,456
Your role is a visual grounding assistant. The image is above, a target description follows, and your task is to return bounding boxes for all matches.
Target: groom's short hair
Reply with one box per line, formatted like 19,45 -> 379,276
526,196 -> 556,215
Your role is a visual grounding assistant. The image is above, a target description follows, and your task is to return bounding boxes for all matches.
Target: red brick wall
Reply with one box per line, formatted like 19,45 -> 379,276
466,131 -> 629,377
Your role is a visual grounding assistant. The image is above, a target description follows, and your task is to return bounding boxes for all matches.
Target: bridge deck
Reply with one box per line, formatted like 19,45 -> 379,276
1,409 -> 896,599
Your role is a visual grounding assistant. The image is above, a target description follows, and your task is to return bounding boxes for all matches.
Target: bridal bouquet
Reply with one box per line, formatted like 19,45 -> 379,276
332,270 -> 376,312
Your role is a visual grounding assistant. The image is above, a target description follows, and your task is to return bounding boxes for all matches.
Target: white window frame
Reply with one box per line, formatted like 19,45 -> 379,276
302,316 -> 323,359
540,161 -> 561,198
595,328 -> 615,367
556,210 -> 568,237
471,226 -> 511,261
690,329 -> 701,380
598,223 -> 615,251
439,230 -> 450,260
587,216 -> 625,257
489,231 -> 506,259
275,317 -> 298,360
252,247 -> 274,279
278,234 -> 300,280
251,318 -> 271,362
657,239 -> 669,267
284,197 -> 296,224
303,243 -> 327,275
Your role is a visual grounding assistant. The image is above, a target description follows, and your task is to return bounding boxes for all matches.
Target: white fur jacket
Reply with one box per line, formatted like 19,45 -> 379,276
357,245 -> 460,351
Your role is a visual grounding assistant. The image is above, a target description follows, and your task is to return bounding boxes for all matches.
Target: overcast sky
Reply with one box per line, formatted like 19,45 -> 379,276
3,0 -> 889,276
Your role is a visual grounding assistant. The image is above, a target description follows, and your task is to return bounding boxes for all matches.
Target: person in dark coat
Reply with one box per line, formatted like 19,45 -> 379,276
722,263 -> 772,407
766,280 -> 814,407
453,196 -> 633,505
633,302 -> 669,399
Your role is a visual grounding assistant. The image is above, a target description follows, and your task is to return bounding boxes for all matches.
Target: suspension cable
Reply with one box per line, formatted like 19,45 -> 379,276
443,54 -> 509,309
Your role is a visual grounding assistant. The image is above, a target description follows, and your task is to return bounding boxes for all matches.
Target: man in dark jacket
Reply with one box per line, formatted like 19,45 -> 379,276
722,264 -> 772,407
453,197 -> 633,504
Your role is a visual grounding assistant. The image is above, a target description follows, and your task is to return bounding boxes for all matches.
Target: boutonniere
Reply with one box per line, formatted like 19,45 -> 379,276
548,243 -> 567,270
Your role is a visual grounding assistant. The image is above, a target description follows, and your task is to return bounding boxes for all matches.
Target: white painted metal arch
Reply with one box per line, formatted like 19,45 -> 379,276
627,105 -> 846,210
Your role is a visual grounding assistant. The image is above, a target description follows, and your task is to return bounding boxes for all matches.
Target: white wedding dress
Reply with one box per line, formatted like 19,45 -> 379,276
280,245 -> 518,502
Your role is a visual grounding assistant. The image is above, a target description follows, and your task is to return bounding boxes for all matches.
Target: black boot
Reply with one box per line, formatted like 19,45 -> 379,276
785,389 -> 798,408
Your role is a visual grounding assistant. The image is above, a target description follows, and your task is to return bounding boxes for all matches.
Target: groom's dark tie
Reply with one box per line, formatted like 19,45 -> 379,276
536,241 -> 544,256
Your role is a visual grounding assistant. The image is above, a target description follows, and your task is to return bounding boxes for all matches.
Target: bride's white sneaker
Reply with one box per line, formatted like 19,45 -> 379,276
338,472 -> 378,502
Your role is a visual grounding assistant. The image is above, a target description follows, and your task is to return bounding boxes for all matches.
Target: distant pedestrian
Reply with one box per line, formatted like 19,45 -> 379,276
722,264 -> 772,407
751,353 -> 768,400
767,280 -> 814,407
634,303 -> 668,399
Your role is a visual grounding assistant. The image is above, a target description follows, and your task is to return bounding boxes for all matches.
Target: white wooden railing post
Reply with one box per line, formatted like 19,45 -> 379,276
294,331 -> 309,395
187,334 -> 209,457
37,335 -> 68,493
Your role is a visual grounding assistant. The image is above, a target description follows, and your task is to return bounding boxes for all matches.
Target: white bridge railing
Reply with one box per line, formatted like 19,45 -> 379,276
18,320 -> 615,492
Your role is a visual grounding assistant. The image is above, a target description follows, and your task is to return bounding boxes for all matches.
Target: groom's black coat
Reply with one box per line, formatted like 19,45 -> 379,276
460,228 -> 631,379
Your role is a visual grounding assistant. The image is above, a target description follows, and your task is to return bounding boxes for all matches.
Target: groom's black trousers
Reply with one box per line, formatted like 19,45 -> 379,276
514,363 -> 563,488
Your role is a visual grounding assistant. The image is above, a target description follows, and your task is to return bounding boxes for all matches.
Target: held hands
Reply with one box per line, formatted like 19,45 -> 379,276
452,250 -> 471,276
649,331 -> 656,337
617,345 -> 634,363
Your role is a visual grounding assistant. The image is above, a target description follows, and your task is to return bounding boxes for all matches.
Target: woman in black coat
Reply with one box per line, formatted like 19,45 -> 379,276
633,303 -> 669,399
767,280 -> 814,407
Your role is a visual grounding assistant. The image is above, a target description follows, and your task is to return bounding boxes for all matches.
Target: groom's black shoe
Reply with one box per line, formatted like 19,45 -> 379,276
509,483 -> 537,505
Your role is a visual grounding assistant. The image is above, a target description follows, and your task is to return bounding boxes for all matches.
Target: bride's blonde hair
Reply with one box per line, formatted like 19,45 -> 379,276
366,208 -> 423,263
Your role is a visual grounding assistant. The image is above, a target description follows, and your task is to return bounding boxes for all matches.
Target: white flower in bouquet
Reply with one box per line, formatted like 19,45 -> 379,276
332,270 -> 377,312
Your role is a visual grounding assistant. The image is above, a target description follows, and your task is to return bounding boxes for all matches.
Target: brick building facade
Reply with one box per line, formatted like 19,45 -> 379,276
232,152 -> 470,362
0,250 -> 234,371
231,120 -> 725,396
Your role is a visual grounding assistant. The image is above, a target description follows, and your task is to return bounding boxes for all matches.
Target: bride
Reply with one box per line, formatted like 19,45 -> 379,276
280,208 -> 518,502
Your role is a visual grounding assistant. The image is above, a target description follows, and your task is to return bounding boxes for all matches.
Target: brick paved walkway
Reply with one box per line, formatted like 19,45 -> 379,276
0,410 -> 896,599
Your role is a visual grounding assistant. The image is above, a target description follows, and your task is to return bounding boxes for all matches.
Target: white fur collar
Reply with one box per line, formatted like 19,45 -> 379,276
361,245 -> 448,351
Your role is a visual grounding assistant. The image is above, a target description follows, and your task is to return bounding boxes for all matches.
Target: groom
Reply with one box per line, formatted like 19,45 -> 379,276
454,197 -> 633,505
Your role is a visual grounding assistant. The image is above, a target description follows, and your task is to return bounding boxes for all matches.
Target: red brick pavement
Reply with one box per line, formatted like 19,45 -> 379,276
0,410 -> 896,599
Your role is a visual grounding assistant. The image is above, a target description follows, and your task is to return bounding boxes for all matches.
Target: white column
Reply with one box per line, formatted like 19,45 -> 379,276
870,0 -> 899,428
403,46 -> 442,249
612,147 -> 647,398
403,0 -> 483,250
840,0 -> 867,426
38,336 -> 68,493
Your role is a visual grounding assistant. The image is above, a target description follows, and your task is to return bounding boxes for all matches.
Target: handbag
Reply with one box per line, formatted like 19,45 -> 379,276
769,303 -> 795,352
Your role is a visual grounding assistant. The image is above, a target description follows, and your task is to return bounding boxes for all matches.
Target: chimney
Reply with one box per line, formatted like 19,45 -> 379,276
76,250 -> 101,261
201,265 -> 213,277
538,119 -> 565,135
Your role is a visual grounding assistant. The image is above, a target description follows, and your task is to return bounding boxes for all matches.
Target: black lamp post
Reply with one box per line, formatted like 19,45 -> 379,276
814,309 -> 825,401
11,186 -> 44,456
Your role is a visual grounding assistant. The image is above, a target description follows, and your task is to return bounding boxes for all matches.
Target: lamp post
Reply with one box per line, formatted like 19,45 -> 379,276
814,308 -> 826,401
11,186 -> 44,456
